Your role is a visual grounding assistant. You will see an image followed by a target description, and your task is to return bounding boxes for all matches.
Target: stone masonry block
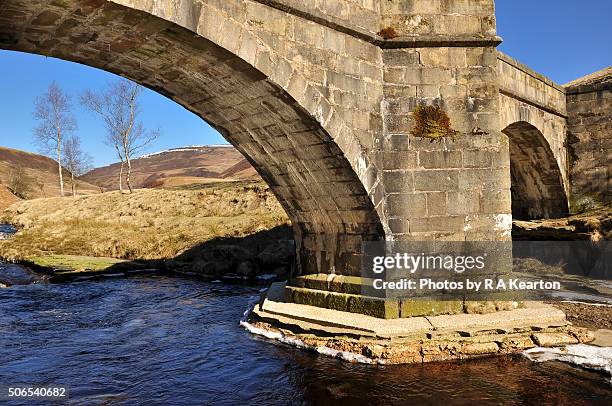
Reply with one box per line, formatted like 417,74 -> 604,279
462,149 -> 493,168
383,170 -> 414,193
383,151 -> 418,170
458,168 -> 511,190
447,191 -> 481,215
387,193 -> 427,218
481,189 -> 511,214
388,218 -> 410,234
414,170 -> 459,192
409,216 -> 465,233
426,192 -> 446,216
419,150 -> 462,169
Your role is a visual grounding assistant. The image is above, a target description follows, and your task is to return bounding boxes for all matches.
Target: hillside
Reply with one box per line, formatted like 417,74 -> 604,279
0,146 -> 99,209
82,145 -> 259,190
0,184 -> 20,211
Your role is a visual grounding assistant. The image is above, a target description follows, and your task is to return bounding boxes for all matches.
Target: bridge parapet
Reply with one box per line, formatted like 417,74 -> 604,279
497,52 -> 566,117
250,0 -> 382,38
380,0 -> 497,39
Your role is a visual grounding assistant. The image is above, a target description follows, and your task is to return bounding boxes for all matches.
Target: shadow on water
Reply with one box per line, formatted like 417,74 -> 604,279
0,262 -> 48,286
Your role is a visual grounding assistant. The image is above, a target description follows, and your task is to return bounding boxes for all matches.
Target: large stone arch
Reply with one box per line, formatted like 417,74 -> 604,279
502,121 -> 569,219
0,0 -> 385,275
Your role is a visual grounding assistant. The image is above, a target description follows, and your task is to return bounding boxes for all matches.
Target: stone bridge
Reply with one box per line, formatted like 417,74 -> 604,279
0,0 -> 609,281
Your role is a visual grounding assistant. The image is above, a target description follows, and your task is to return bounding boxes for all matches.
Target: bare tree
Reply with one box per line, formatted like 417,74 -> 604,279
62,135 -> 93,196
7,164 -> 33,199
81,79 -> 159,193
33,81 -> 77,196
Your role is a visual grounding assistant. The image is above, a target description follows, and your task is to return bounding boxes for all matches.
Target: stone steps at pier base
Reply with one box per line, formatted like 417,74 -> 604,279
287,274 -> 523,319
246,282 -> 594,364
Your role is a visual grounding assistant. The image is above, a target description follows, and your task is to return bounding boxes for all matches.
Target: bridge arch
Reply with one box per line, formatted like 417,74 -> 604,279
502,121 -> 569,220
0,0 -> 384,275
497,52 -> 571,219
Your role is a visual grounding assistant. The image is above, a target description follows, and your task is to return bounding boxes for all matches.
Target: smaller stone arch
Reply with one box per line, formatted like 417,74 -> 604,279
502,121 -> 569,220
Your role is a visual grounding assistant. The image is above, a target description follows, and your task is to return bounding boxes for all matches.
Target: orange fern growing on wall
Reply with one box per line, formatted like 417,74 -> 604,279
411,105 -> 459,142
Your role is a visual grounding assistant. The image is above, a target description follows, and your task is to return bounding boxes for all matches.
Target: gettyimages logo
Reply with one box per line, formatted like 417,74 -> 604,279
372,252 -> 486,274
361,241 -> 611,301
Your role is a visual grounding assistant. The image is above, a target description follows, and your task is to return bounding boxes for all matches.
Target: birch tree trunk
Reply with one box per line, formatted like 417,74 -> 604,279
71,172 -> 76,196
57,137 -> 64,196
119,160 -> 124,192
125,153 -> 133,193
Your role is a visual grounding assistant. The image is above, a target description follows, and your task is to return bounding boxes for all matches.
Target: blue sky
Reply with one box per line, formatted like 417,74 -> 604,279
0,0 -> 610,167
496,0 -> 611,81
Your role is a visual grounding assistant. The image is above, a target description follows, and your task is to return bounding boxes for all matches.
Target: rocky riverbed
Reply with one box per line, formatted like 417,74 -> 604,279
513,204 -> 611,241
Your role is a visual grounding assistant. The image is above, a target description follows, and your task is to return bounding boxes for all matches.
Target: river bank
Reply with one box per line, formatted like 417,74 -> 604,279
0,182 -> 294,281
2,253 -> 284,285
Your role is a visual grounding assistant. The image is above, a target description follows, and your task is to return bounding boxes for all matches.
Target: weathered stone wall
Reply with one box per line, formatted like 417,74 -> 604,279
380,0 -> 497,39
250,0 -> 382,37
565,69 -> 612,207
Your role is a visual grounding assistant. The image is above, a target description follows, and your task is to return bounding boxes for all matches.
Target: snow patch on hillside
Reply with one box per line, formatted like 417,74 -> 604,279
136,144 -> 233,160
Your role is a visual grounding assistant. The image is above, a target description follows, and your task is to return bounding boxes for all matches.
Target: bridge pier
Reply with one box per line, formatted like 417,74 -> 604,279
287,0 -> 513,318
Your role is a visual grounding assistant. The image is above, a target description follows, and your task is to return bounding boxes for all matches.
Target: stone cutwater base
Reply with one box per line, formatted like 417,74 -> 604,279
245,282 -> 594,364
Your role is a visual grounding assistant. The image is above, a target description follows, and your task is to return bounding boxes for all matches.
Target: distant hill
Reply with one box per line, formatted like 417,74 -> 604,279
0,146 -> 99,210
82,145 -> 259,190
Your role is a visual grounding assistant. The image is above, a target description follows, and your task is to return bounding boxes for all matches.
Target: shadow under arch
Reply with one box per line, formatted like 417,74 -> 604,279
0,0 -> 384,276
502,121 -> 569,220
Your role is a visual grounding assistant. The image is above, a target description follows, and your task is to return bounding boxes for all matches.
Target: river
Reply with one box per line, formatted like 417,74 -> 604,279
1,266 -> 611,405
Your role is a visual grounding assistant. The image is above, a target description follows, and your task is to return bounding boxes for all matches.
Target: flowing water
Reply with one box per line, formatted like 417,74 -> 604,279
1,268 -> 611,405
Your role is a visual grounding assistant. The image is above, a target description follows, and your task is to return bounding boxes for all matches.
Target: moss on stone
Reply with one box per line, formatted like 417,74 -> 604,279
290,274 -> 329,291
401,300 -> 464,317
329,275 -> 367,295
50,0 -> 70,9
327,291 -> 352,312
289,286 -> 329,308
290,274 -> 373,295
349,295 -> 399,319
287,285 -> 400,319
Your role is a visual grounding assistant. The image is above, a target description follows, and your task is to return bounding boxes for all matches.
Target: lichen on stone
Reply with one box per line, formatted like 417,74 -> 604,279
50,0 -> 69,9
410,105 -> 459,142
